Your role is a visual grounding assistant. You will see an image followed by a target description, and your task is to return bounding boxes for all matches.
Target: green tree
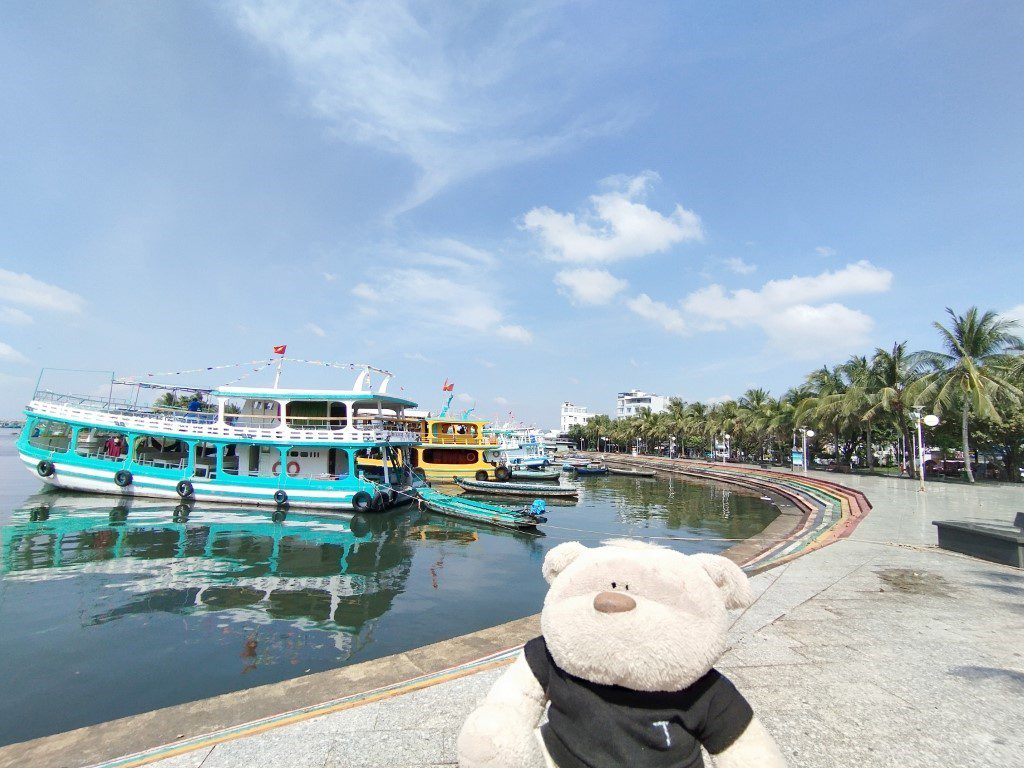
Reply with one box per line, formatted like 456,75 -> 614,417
918,307 -> 1023,482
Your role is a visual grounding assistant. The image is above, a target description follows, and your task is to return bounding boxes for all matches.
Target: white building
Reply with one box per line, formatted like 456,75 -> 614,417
560,402 -> 593,433
615,389 -> 670,419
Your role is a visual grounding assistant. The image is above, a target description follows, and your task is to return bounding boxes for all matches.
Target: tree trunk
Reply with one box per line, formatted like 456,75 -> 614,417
962,404 -> 974,483
866,423 -> 874,469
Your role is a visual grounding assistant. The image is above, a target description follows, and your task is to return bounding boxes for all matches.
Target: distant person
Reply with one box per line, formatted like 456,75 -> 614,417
105,435 -> 121,459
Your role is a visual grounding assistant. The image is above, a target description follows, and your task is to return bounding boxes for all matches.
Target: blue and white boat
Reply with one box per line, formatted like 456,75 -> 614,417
485,425 -> 551,469
17,363 -> 423,512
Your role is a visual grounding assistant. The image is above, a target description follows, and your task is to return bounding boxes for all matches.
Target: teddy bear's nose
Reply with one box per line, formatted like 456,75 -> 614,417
593,591 -> 636,613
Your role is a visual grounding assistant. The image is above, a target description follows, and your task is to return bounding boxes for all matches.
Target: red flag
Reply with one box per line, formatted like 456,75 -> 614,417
273,345 -> 287,355
442,379 -> 454,391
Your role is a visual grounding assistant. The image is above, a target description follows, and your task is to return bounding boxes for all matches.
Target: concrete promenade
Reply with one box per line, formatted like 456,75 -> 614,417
7,470 -> 1023,768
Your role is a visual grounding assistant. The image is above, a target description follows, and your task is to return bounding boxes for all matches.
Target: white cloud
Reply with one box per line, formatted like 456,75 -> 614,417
231,1 -> 619,211
723,257 -> 756,275
815,246 -> 837,256
494,396 -> 509,405
323,272 -> 338,282
476,358 -> 496,368
0,307 -> 32,325
704,394 -> 734,405
554,268 -> 628,305
522,172 -> 703,263
496,324 -> 533,343
351,283 -> 376,300
404,352 -> 435,364
763,303 -> 875,359
1001,304 -> 1024,325
628,261 -> 893,359
682,260 -> 892,322
0,342 -> 27,363
351,269 -> 532,343
390,237 -> 497,272
304,322 -> 327,337
626,294 -> 688,336
455,392 -> 474,403
0,269 -> 85,313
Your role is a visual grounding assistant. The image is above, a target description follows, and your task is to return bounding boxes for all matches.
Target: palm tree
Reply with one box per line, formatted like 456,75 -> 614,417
918,307 -> 1023,482
864,342 -> 926,472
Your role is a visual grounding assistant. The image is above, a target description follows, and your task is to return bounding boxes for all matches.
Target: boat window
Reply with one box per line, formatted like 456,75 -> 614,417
221,444 -> 241,476
429,422 -> 478,444
351,402 -> 403,431
27,418 -> 72,452
422,448 -> 480,465
285,400 -> 331,430
133,436 -> 189,470
327,448 -> 350,479
223,398 -> 281,429
329,401 -> 347,429
75,428 -> 129,461
193,442 -> 217,478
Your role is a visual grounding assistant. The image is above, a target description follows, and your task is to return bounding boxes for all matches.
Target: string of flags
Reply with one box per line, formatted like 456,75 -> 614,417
118,348 -> 394,384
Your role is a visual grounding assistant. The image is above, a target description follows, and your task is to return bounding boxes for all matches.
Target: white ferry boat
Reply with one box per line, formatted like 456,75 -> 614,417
17,364 -> 422,512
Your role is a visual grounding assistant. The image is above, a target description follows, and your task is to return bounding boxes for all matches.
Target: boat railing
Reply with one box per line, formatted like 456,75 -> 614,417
420,434 -> 501,446
27,392 -> 421,443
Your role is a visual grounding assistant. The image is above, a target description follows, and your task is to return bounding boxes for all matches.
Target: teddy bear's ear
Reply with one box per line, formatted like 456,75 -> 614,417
542,541 -> 587,584
691,553 -> 754,609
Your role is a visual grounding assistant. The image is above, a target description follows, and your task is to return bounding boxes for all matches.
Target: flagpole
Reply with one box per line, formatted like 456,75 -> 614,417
273,349 -> 286,389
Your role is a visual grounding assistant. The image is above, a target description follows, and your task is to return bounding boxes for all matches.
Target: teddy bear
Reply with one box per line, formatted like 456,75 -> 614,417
457,539 -> 786,768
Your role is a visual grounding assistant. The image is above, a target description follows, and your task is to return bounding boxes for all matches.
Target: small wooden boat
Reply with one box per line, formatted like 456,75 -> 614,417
417,487 -> 545,530
511,468 -> 562,481
455,476 -> 579,498
565,464 -> 609,476
607,467 -> 656,478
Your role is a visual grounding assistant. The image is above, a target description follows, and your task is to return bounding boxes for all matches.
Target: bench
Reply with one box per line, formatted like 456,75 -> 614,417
933,516 -> 1024,568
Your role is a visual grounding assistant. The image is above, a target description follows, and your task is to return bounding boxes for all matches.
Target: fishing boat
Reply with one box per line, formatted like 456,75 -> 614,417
455,476 -> 579,498
510,467 -> 561,481
486,425 -> 551,469
417,487 -> 545,530
17,360 -> 423,511
564,463 -> 609,476
607,467 -> 657,478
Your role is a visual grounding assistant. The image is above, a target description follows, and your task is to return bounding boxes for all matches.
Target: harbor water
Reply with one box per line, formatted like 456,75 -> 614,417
0,436 -> 777,745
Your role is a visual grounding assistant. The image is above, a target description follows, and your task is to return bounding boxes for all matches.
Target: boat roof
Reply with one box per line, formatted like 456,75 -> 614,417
214,386 -> 417,407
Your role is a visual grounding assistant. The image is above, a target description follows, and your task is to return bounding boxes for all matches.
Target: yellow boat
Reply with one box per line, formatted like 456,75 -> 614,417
410,417 -> 508,481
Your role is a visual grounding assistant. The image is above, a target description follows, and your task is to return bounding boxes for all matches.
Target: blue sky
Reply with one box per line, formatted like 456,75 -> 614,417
1,1 -> 1023,425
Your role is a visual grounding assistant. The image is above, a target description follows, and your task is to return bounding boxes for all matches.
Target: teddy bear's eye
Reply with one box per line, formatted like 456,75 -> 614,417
625,584 -> 629,591
611,581 -> 617,589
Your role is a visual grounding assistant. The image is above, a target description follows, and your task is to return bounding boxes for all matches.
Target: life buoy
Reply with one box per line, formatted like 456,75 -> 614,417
272,461 -> 281,475
273,489 -> 288,505
352,491 -> 372,512
176,480 -> 194,499
286,461 -> 300,477
465,450 -> 476,463
37,460 -> 55,477
114,470 -> 133,487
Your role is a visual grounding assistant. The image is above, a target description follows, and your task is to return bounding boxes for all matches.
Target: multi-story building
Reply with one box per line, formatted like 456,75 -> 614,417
615,389 -> 670,419
560,402 -> 593,433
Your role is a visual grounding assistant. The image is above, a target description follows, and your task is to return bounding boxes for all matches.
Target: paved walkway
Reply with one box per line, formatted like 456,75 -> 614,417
129,472 -> 1023,768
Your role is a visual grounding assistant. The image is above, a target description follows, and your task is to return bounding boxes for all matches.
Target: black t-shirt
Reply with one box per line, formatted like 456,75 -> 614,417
524,636 -> 752,768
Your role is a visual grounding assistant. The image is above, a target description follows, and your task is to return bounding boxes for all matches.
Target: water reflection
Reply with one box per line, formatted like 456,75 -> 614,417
0,469 -> 772,746
1,491 -> 541,642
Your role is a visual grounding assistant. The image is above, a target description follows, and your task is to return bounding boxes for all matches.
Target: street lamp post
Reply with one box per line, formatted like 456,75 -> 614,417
800,428 -> 815,474
722,433 -> 731,464
911,409 -> 940,491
